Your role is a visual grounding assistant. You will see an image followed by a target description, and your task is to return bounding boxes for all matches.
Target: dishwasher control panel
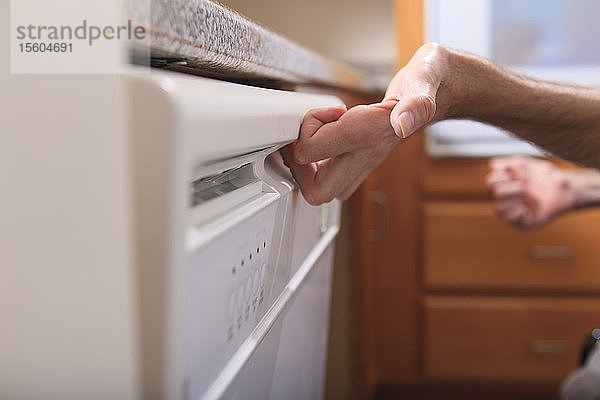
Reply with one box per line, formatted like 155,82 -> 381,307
184,198 -> 287,400
226,230 -> 268,342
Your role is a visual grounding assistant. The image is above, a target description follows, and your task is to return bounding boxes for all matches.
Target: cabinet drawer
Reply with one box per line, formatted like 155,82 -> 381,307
421,158 -> 577,197
424,202 -> 600,291
424,296 -> 600,382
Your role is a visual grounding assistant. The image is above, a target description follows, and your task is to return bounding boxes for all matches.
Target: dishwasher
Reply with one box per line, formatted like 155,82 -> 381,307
129,69 -> 342,400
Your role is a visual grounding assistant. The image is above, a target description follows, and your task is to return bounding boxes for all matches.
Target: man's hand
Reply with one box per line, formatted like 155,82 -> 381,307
280,102 -> 401,205
281,43 -> 451,205
486,157 -> 575,228
384,42 -> 450,138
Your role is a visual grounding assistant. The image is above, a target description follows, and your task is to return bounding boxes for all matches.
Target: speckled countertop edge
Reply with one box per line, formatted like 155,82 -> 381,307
127,0 -> 380,92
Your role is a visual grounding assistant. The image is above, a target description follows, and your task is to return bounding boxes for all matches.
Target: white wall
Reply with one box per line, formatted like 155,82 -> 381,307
222,0 -> 395,67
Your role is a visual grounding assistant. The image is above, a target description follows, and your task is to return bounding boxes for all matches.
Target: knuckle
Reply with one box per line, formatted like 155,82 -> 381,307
337,193 -> 349,202
304,109 -> 321,121
307,196 -> 324,206
304,185 -> 336,206
303,187 -> 323,206
421,62 -> 435,76
421,42 -> 440,53
293,148 -> 309,165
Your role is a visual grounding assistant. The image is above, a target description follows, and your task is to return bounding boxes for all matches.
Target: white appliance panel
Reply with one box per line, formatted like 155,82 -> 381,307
269,246 -> 334,400
221,223 -> 337,400
186,200 -> 279,398
129,69 -> 342,400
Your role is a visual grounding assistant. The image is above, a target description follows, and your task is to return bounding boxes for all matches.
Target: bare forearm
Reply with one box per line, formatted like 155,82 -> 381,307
287,44 -> 600,205
436,48 -> 600,168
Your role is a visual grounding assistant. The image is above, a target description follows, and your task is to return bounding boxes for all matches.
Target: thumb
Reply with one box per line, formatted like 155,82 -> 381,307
389,92 -> 437,139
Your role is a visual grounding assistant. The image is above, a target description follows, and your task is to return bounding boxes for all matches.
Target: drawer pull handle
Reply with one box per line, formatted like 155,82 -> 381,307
529,245 -> 572,260
368,191 -> 388,242
528,340 -> 571,354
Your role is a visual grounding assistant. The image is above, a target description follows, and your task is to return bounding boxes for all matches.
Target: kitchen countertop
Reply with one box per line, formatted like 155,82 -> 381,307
128,0 -> 379,92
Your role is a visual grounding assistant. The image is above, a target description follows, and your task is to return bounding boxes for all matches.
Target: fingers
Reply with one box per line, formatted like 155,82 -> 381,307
389,91 -> 437,138
487,156 -> 533,197
293,106 -> 354,164
298,106 -> 347,142
384,43 -> 447,138
491,180 -> 524,199
294,119 -> 354,164
282,139 -> 371,205
486,169 -> 513,189
280,141 -> 296,166
496,199 -> 523,220
495,199 -> 535,229
489,156 -> 552,183
284,102 -> 400,205
489,156 -> 527,171
295,153 -> 360,205
489,157 -> 535,227
280,142 -> 318,189
337,168 -> 371,201
294,103 -> 398,165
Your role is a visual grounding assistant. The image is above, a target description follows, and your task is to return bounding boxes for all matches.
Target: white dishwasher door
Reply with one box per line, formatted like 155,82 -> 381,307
128,69 -> 343,400
192,186 -> 341,400
268,245 -> 335,400
219,201 -> 339,400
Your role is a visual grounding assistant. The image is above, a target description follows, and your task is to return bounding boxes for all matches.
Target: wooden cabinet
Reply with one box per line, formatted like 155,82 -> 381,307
355,151 -> 600,397
351,1 -> 600,399
424,202 -> 600,292
425,296 -> 600,382
355,157 -> 600,399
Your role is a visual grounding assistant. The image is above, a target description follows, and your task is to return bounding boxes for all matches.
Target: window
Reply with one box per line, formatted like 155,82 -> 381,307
426,0 -> 600,157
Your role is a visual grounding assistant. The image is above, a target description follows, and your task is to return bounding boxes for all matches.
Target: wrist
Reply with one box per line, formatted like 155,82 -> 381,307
434,48 -> 521,123
563,170 -> 600,209
432,47 -> 471,122
555,170 -> 579,212
430,45 -> 453,122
